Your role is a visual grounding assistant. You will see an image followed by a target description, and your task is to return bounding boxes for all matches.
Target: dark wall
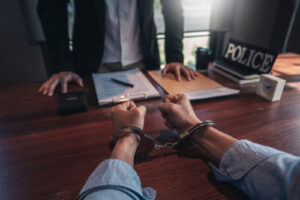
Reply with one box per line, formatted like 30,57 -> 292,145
0,1 -> 47,85
223,0 -> 280,51
269,0 -> 293,52
287,2 -> 300,54
221,0 -> 300,54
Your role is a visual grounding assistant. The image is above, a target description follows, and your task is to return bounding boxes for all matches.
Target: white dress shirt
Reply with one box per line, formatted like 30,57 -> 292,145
101,0 -> 144,67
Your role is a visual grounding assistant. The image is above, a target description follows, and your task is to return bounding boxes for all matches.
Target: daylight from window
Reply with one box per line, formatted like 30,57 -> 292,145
154,0 -> 212,67
68,0 -> 212,67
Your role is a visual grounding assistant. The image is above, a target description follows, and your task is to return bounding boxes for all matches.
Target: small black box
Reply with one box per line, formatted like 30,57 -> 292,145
196,48 -> 212,71
57,91 -> 88,115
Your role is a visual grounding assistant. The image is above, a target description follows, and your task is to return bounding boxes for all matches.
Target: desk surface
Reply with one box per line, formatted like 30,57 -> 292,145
1,53 -> 300,200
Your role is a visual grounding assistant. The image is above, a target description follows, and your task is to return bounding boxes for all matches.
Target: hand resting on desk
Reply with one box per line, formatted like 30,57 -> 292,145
162,62 -> 198,81
38,71 -> 83,96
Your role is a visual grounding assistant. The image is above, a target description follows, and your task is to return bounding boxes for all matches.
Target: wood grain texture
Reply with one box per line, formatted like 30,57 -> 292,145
0,53 -> 299,200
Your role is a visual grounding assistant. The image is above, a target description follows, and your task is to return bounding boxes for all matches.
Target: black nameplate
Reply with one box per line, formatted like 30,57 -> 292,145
223,39 -> 278,74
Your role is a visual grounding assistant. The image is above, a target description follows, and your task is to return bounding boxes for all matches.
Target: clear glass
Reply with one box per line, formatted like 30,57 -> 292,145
158,34 -> 210,67
154,0 -> 212,33
154,0 -> 212,67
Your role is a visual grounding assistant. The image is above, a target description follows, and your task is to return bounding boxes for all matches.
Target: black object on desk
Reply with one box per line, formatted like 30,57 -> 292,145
196,48 -> 212,71
57,91 -> 88,115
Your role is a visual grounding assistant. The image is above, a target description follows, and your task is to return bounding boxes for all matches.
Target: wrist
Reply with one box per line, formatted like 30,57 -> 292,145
115,132 -> 140,149
111,131 -> 140,167
110,126 -> 154,155
110,129 -> 140,150
192,127 -> 237,166
181,119 -> 202,134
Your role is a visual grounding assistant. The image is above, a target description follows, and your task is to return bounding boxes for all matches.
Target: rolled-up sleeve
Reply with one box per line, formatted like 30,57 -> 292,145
78,159 -> 156,200
209,140 -> 300,200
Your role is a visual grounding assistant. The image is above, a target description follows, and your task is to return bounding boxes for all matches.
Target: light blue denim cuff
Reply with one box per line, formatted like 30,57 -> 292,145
209,140 -> 285,181
79,159 -> 156,200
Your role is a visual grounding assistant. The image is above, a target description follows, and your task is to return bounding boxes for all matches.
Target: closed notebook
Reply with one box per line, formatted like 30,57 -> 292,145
147,70 -> 239,100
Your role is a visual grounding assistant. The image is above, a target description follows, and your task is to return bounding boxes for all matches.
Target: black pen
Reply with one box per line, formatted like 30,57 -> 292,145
111,78 -> 134,88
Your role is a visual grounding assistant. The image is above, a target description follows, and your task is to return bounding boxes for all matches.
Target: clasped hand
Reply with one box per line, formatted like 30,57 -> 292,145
111,94 -> 200,136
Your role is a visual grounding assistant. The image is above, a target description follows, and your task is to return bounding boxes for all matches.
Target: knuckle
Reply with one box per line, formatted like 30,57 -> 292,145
53,74 -> 59,79
135,108 -> 145,116
181,93 -> 188,99
134,109 -> 141,115
183,94 -> 189,100
169,103 -> 176,110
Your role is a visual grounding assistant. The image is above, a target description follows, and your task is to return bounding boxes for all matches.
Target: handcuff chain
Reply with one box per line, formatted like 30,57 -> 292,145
154,120 -> 215,151
154,142 -> 178,150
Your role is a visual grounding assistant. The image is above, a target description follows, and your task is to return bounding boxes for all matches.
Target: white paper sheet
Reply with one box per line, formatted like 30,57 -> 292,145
186,87 -> 240,100
92,68 -> 160,106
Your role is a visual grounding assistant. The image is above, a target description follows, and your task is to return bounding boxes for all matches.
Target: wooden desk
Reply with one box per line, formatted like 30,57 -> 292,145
1,53 -> 300,200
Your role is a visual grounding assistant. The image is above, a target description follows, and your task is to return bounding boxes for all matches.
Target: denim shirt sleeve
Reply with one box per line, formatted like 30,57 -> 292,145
77,159 -> 156,200
209,140 -> 300,200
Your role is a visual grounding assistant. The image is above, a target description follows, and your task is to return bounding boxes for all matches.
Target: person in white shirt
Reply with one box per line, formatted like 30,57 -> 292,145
38,0 -> 197,96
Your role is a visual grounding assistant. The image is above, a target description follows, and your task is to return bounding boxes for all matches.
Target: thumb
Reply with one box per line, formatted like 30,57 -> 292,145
162,66 -> 168,76
122,100 -> 136,110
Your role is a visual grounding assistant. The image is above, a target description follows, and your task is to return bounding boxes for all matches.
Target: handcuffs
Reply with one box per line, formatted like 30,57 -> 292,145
109,120 -> 215,155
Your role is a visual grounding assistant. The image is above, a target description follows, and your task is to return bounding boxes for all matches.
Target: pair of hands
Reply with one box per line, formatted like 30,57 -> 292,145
38,63 -> 197,96
111,94 -> 201,136
112,94 -> 236,165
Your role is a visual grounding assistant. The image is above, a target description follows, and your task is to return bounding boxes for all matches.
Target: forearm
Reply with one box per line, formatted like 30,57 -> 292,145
210,140 -> 300,199
78,159 -> 145,200
191,127 -> 237,166
190,124 -> 300,199
160,93 -> 300,199
78,133 -> 146,200
111,133 -> 139,167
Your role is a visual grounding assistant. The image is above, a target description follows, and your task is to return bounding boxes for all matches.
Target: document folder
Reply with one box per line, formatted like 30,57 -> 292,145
148,70 -> 239,101
92,68 -> 160,106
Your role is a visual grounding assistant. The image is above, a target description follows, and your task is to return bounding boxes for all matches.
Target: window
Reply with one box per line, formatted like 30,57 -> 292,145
154,0 -> 212,67
67,0 -> 213,66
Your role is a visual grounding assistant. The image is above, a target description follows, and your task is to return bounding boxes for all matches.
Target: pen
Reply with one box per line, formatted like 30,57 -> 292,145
111,78 -> 134,88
